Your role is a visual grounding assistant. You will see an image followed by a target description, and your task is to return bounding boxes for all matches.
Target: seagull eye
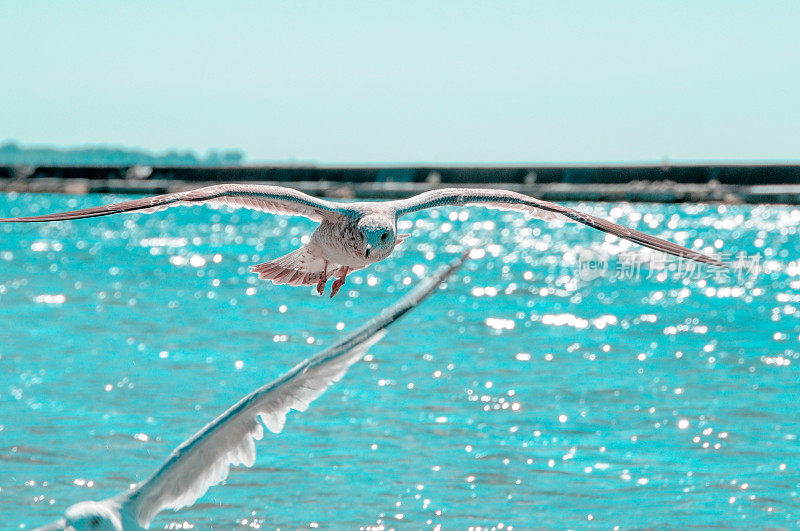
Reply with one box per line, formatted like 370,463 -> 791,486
380,232 -> 388,241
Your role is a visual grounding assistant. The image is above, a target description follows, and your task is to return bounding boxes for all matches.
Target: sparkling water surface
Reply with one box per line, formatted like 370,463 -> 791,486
1,193 -> 798,529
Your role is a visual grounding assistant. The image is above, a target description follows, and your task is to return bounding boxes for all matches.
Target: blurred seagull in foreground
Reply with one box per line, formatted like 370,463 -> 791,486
1,185 -> 724,296
30,253 -> 467,530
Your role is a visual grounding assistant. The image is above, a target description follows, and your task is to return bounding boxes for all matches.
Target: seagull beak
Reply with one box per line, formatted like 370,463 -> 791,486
365,245 -> 372,259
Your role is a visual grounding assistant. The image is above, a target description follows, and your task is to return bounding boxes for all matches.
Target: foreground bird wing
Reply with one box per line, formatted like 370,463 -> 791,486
393,188 -> 724,267
117,252 -> 467,528
31,519 -> 66,531
0,184 -> 345,223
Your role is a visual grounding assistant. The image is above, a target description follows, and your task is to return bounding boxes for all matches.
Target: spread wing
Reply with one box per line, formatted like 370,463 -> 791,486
0,184 -> 346,223
30,519 -> 67,531
393,188 -> 724,267
118,252 -> 467,528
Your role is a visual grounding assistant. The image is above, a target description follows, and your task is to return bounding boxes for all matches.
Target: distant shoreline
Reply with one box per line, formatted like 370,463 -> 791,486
1,164 -> 799,203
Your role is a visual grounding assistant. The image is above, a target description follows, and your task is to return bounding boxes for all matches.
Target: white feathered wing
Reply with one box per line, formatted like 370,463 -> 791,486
113,252 -> 466,528
122,333 -> 385,527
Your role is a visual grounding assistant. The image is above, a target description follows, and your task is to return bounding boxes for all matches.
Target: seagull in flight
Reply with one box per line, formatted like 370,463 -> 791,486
1,184 -> 724,297
30,253 -> 466,531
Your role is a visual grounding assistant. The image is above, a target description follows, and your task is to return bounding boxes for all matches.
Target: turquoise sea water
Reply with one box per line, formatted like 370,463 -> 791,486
1,193 -> 798,529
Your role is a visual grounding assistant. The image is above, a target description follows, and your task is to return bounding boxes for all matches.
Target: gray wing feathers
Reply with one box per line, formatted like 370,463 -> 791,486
394,188 -> 724,267
394,188 -> 576,223
0,184 -> 343,223
125,333 -> 384,527
121,253 -> 466,528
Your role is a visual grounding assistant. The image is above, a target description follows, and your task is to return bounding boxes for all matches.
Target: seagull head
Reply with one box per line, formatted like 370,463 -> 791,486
357,213 -> 397,261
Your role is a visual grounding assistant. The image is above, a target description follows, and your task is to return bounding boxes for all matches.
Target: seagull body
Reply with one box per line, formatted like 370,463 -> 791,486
1,184 -> 724,296
31,253 -> 466,530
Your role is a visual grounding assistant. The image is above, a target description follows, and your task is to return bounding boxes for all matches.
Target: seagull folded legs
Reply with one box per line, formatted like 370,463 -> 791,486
330,267 -> 350,298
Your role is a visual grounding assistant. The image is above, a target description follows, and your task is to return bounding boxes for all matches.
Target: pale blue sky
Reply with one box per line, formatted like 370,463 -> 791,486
2,1 -> 798,164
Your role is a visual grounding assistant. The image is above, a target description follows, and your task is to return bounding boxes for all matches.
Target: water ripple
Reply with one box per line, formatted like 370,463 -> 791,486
0,195 -> 798,528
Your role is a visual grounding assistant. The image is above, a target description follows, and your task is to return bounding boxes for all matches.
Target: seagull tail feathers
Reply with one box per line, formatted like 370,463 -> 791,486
250,245 -> 331,287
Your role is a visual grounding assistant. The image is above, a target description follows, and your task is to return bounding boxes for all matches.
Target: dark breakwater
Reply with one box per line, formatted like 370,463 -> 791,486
2,163 -> 799,203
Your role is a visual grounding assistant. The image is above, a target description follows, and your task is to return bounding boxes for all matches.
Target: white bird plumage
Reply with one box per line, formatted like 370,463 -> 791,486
30,253 -> 467,530
1,184 -> 725,297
